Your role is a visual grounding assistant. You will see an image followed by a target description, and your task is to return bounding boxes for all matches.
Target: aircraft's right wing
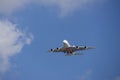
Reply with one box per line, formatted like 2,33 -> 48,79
71,46 -> 95,51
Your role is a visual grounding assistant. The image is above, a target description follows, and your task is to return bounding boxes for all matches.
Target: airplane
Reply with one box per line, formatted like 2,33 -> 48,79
48,40 -> 95,56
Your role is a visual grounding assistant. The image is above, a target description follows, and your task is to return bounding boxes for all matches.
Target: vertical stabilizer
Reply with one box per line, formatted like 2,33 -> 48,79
63,40 -> 70,48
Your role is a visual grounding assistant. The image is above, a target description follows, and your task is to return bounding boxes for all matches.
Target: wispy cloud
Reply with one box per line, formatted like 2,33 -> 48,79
35,0 -> 95,16
0,0 -> 31,15
0,19 -> 33,73
0,0 -> 104,16
115,76 -> 120,80
79,70 -> 92,80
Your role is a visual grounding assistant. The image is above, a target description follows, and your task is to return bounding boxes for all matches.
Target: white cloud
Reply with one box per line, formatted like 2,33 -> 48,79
0,0 -> 31,15
0,19 -> 33,73
0,0 -> 104,16
79,70 -> 92,80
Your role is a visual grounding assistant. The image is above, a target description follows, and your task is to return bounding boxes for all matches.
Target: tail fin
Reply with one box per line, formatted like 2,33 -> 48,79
63,40 -> 70,48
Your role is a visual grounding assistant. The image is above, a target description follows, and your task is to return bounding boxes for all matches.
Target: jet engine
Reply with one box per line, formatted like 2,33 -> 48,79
76,46 -> 79,49
51,49 -> 53,51
56,48 -> 59,50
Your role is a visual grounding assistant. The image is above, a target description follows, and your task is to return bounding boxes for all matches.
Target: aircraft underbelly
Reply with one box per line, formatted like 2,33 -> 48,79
64,47 -> 75,53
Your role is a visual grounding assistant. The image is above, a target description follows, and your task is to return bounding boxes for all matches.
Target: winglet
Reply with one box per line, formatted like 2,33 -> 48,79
87,46 -> 95,49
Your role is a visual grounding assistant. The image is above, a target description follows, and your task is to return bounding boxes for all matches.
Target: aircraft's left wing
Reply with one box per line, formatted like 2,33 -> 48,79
48,47 -> 65,53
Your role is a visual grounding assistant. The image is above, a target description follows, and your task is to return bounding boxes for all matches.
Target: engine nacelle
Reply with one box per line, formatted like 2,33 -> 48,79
76,46 -> 79,49
51,49 -> 53,51
56,48 -> 59,50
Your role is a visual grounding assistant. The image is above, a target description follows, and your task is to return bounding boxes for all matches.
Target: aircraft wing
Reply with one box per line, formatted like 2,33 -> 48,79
48,46 -> 95,53
71,46 -> 95,52
48,47 -> 64,53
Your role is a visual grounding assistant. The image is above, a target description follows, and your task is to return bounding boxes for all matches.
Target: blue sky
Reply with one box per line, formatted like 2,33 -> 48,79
0,0 -> 120,80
